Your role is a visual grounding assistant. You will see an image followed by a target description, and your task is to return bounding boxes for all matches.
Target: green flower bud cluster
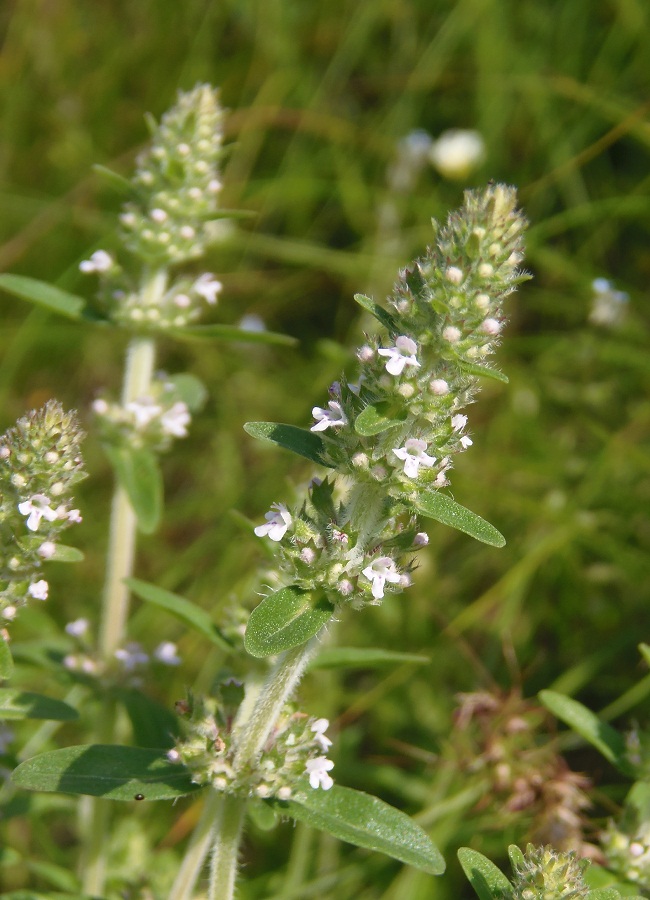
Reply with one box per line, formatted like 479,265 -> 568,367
511,844 -> 590,900
254,186 -> 527,608
315,185 -> 527,488
120,84 -> 224,267
170,686 -> 334,799
79,85 -> 226,331
601,815 -> 650,890
92,375 -> 192,453
0,401 -> 85,619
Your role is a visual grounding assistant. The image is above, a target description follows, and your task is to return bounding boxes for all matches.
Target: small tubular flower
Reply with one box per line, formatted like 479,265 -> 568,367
362,557 -> 401,600
378,335 -> 420,376
311,401 -> 347,432
254,503 -> 292,542
392,438 -> 436,478
305,756 -> 335,790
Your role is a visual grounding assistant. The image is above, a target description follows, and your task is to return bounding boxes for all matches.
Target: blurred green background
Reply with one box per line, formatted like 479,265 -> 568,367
1,1 -> 650,897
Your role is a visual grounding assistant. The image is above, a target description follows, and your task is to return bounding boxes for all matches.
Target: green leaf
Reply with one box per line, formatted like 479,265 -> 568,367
92,163 -> 136,195
507,844 -> 525,869
49,544 -> 84,563
244,587 -> 334,658
457,848 -> 513,900
126,578 -> 232,652
244,422 -> 334,468
588,891 -> 625,900
0,274 -> 86,321
354,403 -> 403,436
167,324 -> 297,347
118,689 -> 180,749
639,643 -> 650,668
460,360 -> 509,384
414,490 -> 506,547
275,784 -> 444,874
164,373 -> 208,412
12,745 -> 202,801
354,293 -> 397,332
309,647 -> 429,670
539,690 -> 634,775
0,690 -> 78,721
0,636 -> 14,680
104,445 -> 162,534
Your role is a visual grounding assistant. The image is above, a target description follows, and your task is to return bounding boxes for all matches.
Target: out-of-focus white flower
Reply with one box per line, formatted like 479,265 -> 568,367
154,641 -> 182,666
65,618 -> 89,637
589,278 -> 629,327
79,250 -> 114,274
430,130 -> 485,180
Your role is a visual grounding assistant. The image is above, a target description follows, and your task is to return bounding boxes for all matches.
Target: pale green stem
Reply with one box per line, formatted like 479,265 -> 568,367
168,790 -> 223,900
208,794 -> 246,900
82,268 -> 166,897
171,639 -> 320,899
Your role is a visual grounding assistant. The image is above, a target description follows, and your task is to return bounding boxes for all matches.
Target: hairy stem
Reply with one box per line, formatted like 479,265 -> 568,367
208,794 -> 246,900
82,269 -> 166,897
167,790 -> 223,900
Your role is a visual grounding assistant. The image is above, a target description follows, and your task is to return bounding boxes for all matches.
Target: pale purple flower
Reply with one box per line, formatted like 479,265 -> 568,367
65,618 -> 89,637
378,336 -> 420,376
481,317 -> 501,335
38,541 -> 57,559
362,557 -> 401,600
442,326 -> 461,343
392,438 -> 436,478
18,494 -> 58,532
414,532 -> 429,547
79,250 -> 113,274
311,401 -> 347,432
305,756 -> 334,790
310,718 -> 333,752
114,642 -> 149,672
451,414 -> 468,431
254,503 -> 292,542
430,379 -> 449,395
193,273 -> 223,305
154,641 -> 182,666
66,509 -> 83,524
28,580 -> 49,601
161,402 -> 191,438
126,397 -> 162,429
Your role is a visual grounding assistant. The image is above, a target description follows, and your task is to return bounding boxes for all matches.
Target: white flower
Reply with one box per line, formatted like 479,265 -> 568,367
442,326 -> 461,343
429,129 -> 485,180
460,435 -> 473,449
18,494 -> 58,532
67,509 -> 83,524
310,718 -> 333,752
254,503 -> 292,542
311,401 -> 347,432
481,317 -> 501,335
193,273 -> 223,305
65,618 -> 89,637
430,379 -> 449,395
126,397 -> 162,429
238,314 -> 266,333
161,402 -> 191,438
392,438 -> 436,478
378,336 -> 420,376
28,580 -> 49,601
446,266 -> 463,284
79,250 -> 113,274
362,556 -> 401,600
150,208 -> 168,223
590,278 -> 629,327
451,414 -> 468,431
38,541 -> 57,559
154,641 -> 182,666
414,532 -> 429,547
305,756 -> 334,790
114,642 -> 149,672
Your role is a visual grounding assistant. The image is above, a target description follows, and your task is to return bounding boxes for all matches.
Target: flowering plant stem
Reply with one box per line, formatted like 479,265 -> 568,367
170,639 -> 318,897
82,270 -> 165,896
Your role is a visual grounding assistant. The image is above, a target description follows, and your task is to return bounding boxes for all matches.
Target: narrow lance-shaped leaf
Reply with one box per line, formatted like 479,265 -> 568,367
354,403 -> 404,436
12,745 -> 202,801
126,578 -> 232,652
244,422 -> 335,468
244,587 -> 334,658
309,647 -> 429,670
104,445 -> 162,535
0,636 -> 14,680
460,360 -> 509,385
539,690 -> 634,776
0,274 -> 86,321
458,847 -> 513,900
274,784 -> 445,875
0,690 -> 78,721
354,293 -> 398,332
168,324 -> 297,347
414,490 -> 506,548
